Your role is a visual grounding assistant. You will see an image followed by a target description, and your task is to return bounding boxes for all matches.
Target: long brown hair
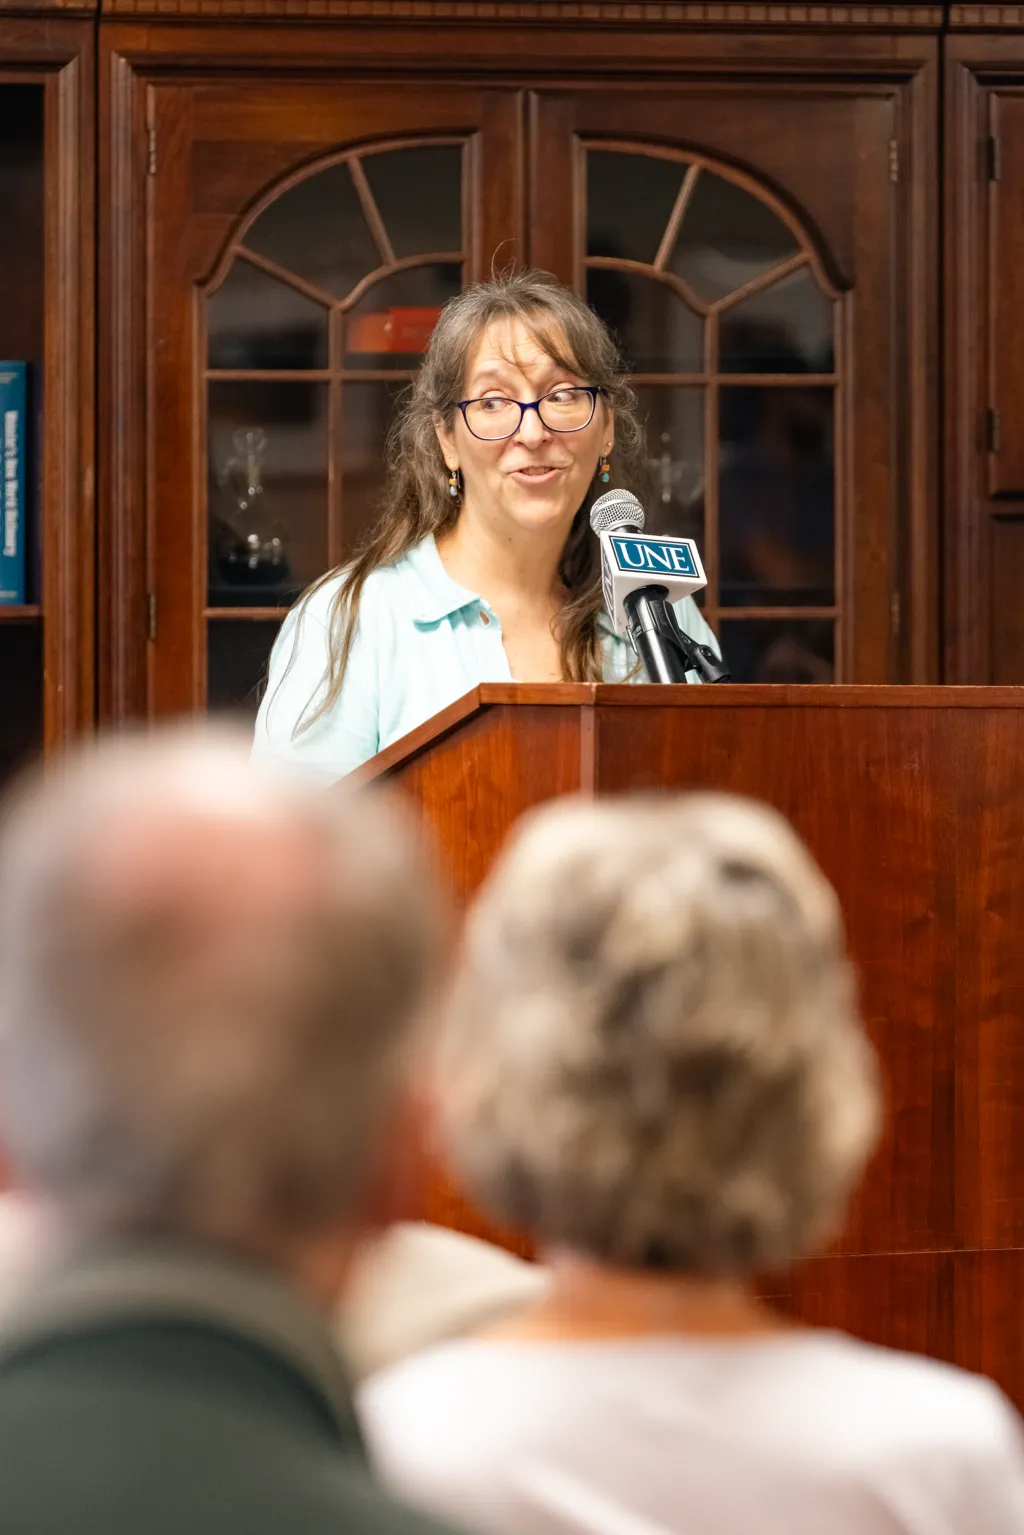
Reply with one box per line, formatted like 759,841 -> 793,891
290,269 -> 649,733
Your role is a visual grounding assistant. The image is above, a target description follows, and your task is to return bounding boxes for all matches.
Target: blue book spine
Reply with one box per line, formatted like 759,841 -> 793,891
0,363 -> 27,606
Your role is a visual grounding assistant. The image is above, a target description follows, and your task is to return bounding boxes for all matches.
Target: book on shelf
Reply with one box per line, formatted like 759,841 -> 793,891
0,363 -> 28,607
347,307 -> 442,355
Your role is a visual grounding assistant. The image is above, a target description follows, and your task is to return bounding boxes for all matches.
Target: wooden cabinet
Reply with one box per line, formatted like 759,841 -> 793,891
99,12 -> 939,724
1,3 -> 1023,756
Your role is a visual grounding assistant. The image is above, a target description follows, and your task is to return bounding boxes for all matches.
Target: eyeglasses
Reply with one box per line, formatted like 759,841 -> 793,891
455,386 -> 604,442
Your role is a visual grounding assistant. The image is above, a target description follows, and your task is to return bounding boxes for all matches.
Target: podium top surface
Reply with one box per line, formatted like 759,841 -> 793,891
353,682 -> 1024,784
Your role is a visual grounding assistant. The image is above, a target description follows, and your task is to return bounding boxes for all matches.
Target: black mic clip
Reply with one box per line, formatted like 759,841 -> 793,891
623,586 -> 731,685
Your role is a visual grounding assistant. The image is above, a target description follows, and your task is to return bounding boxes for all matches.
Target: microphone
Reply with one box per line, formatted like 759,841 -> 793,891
590,490 -> 730,684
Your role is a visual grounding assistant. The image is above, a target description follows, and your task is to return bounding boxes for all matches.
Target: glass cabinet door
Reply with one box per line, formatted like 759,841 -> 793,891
586,147 -> 837,684
204,143 -> 464,714
531,87 -> 907,683
145,83 -> 523,718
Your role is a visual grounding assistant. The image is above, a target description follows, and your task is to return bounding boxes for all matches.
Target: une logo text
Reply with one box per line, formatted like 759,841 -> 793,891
611,537 -> 697,578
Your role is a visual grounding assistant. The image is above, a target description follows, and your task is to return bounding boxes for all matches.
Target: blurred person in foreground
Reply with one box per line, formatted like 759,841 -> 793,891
0,726 -> 474,1535
360,794 -> 1024,1535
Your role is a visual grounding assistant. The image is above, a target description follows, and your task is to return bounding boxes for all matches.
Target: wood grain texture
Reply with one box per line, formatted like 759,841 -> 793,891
376,686 -> 1024,1405
944,35 -> 1024,686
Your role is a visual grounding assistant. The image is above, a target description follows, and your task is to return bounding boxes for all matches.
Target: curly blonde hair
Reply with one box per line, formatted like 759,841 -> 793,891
438,793 -> 881,1276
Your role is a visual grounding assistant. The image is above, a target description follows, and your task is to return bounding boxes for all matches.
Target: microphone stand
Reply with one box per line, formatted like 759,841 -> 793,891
623,586 -> 731,685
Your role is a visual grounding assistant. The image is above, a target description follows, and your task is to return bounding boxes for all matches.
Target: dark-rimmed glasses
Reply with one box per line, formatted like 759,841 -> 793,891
455,386 -> 604,442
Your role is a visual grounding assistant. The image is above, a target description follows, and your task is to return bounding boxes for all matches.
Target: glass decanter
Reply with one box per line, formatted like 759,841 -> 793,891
215,427 -> 290,589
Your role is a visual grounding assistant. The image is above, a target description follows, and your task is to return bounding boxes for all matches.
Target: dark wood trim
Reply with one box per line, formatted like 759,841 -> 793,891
901,40 -> 940,684
362,684 -> 1024,789
719,607 -> 838,620
949,5 -> 1024,27
47,34 -> 95,749
204,606 -> 287,620
943,49 -> 983,683
940,33 -> 1024,684
0,2 -> 94,12
98,39 -> 147,723
579,702 -> 596,794
97,2 -> 945,26
94,22 -> 943,74
584,682 -> 1024,706
476,682 -> 1024,707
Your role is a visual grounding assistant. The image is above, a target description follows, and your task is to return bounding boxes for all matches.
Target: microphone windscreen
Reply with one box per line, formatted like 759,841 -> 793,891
589,490 -> 645,536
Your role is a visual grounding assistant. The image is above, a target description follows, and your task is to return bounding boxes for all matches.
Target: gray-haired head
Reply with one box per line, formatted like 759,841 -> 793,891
0,725 -> 446,1255
438,792 -> 881,1277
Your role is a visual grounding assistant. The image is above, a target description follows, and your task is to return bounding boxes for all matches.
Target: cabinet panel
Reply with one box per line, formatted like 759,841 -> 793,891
987,92 -> 1024,497
144,79 -> 524,716
531,85 -> 917,683
945,41 -> 1024,683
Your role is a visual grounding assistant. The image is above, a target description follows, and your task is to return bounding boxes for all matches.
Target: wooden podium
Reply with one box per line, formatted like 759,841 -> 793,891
356,683 -> 1024,1411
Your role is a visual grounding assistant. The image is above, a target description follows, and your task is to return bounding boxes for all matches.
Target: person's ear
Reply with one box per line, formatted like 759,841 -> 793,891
434,414 -> 458,472
602,403 -> 615,457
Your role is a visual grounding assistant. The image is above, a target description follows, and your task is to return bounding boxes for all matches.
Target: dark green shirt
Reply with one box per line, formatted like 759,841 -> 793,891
0,1238 -> 471,1535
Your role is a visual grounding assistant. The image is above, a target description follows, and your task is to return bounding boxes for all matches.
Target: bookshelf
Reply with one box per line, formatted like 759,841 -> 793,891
0,20 -> 93,785
0,85 -> 43,780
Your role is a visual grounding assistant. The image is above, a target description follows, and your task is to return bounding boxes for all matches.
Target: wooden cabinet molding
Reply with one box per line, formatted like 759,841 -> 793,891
944,32 -> 1024,683
97,2 -> 944,27
0,2 -> 94,12
950,5 -> 1024,26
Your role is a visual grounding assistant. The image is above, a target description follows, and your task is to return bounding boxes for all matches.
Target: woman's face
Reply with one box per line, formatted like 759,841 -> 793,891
435,315 -> 613,544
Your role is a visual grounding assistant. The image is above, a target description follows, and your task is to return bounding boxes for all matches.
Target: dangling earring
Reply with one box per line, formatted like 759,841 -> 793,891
448,467 -> 462,500
597,452 -> 611,484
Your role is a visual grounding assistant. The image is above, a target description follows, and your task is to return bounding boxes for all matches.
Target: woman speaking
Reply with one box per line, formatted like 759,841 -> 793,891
253,270 -> 719,783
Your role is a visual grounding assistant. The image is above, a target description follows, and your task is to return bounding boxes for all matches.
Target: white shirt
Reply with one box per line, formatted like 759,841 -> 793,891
358,1332 -> 1024,1535
252,535 -> 721,784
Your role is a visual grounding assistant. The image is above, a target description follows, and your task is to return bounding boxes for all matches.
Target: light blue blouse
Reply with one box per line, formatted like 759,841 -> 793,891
252,534 -> 721,785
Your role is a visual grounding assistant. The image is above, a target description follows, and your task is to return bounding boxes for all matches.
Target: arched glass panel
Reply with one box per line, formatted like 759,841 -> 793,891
363,145 -> 462,258
668,169 -> 799,304
587,150 -> 688,266
245,162 -> 381,300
